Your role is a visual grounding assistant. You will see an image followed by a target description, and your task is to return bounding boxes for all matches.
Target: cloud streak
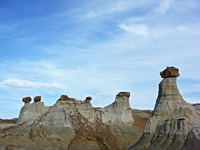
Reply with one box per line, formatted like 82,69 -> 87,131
0,78 -> 65,89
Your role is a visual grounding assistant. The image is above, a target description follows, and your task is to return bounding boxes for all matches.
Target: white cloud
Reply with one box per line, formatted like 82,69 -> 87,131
0,78 -> 65,89
119,23 -> 149,36
157,0 -> 175,14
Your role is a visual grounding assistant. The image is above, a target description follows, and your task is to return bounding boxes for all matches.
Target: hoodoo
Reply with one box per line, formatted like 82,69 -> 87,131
129,66 -> 200,150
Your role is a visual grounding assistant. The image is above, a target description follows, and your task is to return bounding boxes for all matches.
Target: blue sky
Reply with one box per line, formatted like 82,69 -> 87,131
0,0 -> 200,119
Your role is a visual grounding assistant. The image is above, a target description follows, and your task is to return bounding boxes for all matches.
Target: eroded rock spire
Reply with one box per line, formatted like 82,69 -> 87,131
129,66 -> 200,150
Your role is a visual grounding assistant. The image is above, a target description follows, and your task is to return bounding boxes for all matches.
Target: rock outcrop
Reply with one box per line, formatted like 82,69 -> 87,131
129,67 -> 200,150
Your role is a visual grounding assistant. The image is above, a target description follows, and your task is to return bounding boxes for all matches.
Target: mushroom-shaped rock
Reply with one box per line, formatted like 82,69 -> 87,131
84,96 -> 92,103
59,95 -> 69,101
34,96 -> 41,102
160,66 -> 179,78
86,96 -> 92,101
22,97 -> 31,103
117,92 -> 130,97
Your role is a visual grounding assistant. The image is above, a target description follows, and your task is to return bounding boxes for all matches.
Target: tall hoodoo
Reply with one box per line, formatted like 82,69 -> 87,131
129,66 -> 200,150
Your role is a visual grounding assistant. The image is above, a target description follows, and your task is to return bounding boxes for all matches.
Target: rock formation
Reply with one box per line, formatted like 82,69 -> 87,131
129,67 -> 200,150
1,92 -> 140,150
17,92 -> 133,127
22,97 -> 31,103
0,66 -> 199,150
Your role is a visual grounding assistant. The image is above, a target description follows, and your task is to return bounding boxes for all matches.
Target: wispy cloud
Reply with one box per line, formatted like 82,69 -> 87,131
83,0 -> 156,19
119,23 -> 149,36
0,78 -> 65,89
84,0 -> 135,18
156,0 -> 175,15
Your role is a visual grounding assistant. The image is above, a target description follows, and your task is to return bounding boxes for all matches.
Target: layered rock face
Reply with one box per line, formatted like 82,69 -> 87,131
129,67 -> 200,150
0,119 -> 17,130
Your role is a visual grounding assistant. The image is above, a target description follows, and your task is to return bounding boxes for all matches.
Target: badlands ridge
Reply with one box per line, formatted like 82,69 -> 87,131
0,67 -> 199,150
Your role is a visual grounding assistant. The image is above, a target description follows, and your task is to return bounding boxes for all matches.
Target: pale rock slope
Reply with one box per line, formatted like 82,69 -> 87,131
129,66 -> 200,150
17,92 -> 133,127
16,102 -> 49,126
0,92 -> 142,150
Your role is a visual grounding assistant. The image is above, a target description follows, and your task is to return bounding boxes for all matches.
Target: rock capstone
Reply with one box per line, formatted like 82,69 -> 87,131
117,92 -> 130,97
84,96 -> 92,103
160,66 -> 179,78
86,96 -> 92,101
59,95 -> 69,101
22,97 -> 31,103
34,96 -> 41,102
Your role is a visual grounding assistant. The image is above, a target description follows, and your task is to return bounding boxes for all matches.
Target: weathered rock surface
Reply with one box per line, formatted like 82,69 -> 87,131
16,102 -> 49,126
160,66 -> 179,78
129,68 -> 200,150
